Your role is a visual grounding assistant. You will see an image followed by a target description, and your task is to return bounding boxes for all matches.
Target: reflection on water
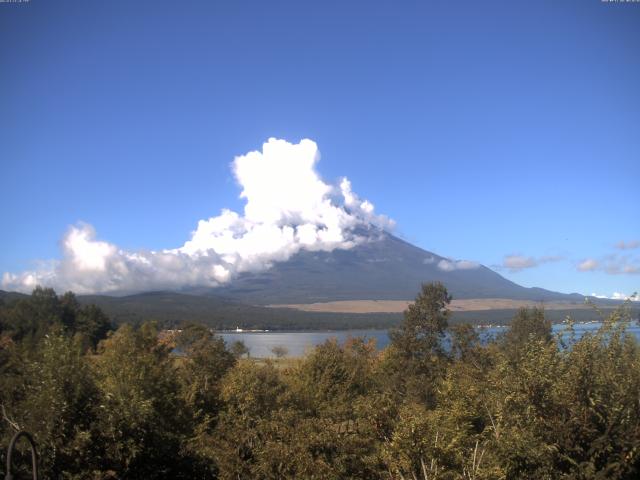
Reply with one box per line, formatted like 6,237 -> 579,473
220,322 -> 640,358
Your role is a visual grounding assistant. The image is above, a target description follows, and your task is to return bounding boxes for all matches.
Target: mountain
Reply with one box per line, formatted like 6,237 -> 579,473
193,231 -> 584,304
3,232 -> 611,330
0,290 -> 28,304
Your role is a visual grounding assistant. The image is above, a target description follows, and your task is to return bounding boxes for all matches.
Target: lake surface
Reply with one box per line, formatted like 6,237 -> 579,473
220,322 -> 640,358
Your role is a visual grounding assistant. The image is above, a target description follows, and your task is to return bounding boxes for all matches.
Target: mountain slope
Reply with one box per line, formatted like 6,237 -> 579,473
200,232 -> 583,304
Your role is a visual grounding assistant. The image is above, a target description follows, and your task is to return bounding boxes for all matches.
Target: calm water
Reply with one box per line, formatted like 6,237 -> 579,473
220,322 -> 640,358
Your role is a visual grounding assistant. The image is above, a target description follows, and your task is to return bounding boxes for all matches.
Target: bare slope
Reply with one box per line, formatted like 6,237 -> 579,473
268,298 -> 592,313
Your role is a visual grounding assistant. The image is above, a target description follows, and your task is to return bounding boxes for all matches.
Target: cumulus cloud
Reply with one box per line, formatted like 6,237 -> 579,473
2,138 -> 394,294
437,259 -> 479,272
501,254 -> 562,273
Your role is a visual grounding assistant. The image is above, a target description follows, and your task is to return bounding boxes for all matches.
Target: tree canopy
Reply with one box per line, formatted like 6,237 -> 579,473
1,285 -> 639,479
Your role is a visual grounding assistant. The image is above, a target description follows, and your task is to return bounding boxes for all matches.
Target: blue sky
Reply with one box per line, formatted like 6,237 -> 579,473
0,0 -> 638,297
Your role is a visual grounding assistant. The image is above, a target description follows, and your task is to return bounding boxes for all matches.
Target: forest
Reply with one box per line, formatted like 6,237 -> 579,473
0,284 -> 639,479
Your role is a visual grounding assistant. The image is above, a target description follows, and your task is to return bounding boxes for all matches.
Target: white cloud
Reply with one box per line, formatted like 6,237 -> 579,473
2,138 -> 394,294
612,292 -> 634,301
590,293 -> 608,299
503,255 -> 536,272
578,254 -> 640,275
603,254 -> 640,275
502,254 -> 563,273
578,259 -> 599,272
590,292 -> 639,302
437,259 -> 479,272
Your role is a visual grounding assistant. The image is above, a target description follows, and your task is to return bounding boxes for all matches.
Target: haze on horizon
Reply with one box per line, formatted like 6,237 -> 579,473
0,0 -> 638,299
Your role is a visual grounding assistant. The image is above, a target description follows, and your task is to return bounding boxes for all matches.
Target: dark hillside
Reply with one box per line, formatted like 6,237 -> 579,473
204,232 -> 585,304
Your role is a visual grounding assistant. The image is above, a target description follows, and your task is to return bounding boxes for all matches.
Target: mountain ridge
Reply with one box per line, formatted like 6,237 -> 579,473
4,231 -> 624,330
193,231 -> 585,304
2,232 -> 588,305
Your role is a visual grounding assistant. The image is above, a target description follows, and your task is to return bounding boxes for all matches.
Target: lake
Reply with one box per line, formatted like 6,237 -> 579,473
220,322 -> 640,358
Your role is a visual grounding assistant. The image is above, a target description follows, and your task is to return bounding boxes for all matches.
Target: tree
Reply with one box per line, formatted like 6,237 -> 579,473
2,287 -> 63,343
93,323 -> 191,479
176,323 -> 236,473
385,282 -> 452,405
449,323 -> 481,362
230,339 -> 250,358
271,345 -> 288,359
502,307 -> 552,357
0,330 -> 100,477
0,289 -> 111,351
211,360 -> 288,479
74,303 -> 112,350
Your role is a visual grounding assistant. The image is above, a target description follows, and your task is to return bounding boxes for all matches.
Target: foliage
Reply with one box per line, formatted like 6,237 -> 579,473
230,339 -> 250,358
385,282 -> 451,405
503,306 -> 552,348
0,330 -> 100,478
0,287 -> 112,350
1,285 -> 639,479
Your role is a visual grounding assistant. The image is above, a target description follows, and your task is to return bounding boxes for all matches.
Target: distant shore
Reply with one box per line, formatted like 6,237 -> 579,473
267,298 -> 625,314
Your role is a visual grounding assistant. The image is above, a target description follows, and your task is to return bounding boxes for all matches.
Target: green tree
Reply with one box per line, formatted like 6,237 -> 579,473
0,330 -> 100,478
385,282 -> 451,405
2,287 -> 63,344
230,339 -> 250,358
213,339 -> 386,479
212,360 -> 288,479
503,306 -> 552,348
0,288 -> 111,350
94,323 -> 191,479
75,303 -> 112,350
449,322 -> 481,362
176,323 -> 236,473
